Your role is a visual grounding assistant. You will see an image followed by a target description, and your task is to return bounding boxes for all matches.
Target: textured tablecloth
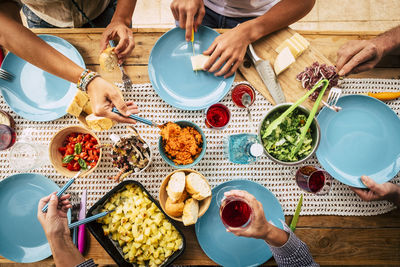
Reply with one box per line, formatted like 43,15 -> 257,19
0,78 -> 399,216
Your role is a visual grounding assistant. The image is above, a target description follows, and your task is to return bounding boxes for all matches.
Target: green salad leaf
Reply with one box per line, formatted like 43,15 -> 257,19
261,109 -> 313,162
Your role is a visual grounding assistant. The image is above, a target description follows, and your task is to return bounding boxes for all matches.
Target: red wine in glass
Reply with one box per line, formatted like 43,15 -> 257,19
0,124 -> 16,151
205,103 -> 230,129
231,83 -> 255,108
295,165 -> 332,195
220,197 -> 252,228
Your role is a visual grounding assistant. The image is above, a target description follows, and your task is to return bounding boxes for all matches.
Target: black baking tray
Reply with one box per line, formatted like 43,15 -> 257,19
86,180 -> 186,267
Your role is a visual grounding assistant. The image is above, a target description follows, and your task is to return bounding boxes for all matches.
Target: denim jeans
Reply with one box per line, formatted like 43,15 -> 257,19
201,6 -> 256,29
22,0 -> 118,28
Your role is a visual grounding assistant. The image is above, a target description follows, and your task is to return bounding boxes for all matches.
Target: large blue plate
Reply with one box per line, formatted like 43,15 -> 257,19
0,35 -> 85,121
0,173 -> 71,263
195,180 -> 284,267
148,26 -> 235,110
317,95 -> 400,188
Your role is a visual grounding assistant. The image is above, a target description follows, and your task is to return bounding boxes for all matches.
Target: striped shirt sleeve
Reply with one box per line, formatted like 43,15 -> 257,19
268,225 -> 319,267
75,259 -> 96,267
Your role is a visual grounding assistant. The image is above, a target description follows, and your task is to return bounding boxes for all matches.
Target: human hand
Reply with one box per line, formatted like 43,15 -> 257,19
350,176 -> 400,206
336,39 -> 385,76
37,193 -> 71,240
87,77 -> 139,124
224,190 -> 271,240
203,26 -> 249,78
101,21 -> 134,64
170,0 -> 205,41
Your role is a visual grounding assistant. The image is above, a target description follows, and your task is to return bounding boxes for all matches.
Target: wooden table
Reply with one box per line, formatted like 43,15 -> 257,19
1,28 -> 399,267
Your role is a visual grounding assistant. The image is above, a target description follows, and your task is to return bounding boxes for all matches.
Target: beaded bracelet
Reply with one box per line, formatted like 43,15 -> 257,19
77,69 -> 100,92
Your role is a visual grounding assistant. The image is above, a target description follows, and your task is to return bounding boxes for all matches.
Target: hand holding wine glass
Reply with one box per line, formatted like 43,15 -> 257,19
225,190 -> 289,247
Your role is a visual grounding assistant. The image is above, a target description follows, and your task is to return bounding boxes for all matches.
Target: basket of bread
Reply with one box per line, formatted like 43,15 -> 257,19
159,169 -> 212,226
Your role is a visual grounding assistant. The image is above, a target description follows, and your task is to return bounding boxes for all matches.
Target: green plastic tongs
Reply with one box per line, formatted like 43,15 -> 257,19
263,79 -> 330,160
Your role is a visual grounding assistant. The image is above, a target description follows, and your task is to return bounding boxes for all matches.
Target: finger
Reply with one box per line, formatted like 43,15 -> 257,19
37,194 -> 53,217
224,59 -> 241,78
350,61 -> 375,74
170,3 -> 179,21
185,13 -> 194,42
208,53 -> 230,73
126,101 -> 138,109
59,194 -> 71,201
47,194 -> 59,218
215,58 -> 236,77
127,106 -> 139,114
61,204 -> 72,213
118,36 -> 135,62
60,199 -> 71,206
103,109 -> 137,124
203,41 -> 217,56
100,31 -> 111,53
109,91 -> 130,116
179,10 -> 186,29
115,30 -> 129,56
194,6 -> 205,31
361,176 -> 384,195
338,47 -> 376,76
350,187 -> 378,201
336,41 -> 365,74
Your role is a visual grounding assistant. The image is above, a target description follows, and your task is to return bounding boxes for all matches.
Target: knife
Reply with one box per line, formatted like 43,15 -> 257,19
78,189 -> 87,254
247,43 -> 286,104
290,194 -> 303,232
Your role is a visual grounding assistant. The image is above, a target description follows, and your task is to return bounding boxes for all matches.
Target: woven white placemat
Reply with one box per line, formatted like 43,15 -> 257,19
0,78 -> 399,216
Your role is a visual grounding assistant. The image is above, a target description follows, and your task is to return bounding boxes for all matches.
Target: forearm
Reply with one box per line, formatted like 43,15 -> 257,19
48,235 -> 85,267
239,0 -> 315,43
0,3 -> 83,83
373,26 -> 400,55
111,0 -> 137,26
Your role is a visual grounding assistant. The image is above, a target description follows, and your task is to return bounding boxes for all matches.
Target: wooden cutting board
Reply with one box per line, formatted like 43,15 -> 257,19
239,27 -> 334,110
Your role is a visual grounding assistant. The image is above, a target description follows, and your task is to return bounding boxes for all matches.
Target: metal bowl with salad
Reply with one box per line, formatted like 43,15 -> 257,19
258,103 -> 321,165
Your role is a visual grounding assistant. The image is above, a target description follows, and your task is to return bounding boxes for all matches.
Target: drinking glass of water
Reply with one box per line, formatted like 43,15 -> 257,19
9,128 -> 48,171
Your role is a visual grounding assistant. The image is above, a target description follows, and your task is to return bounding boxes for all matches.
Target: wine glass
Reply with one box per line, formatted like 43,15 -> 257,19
295,165 -> 332,195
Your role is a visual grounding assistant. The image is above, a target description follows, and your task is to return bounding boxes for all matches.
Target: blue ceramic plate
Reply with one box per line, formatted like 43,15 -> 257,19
148,26 -> 235,110
0,35 -> 85,121
317,95 -> 400,188
195,180 -> 284,267
0,173 -> 70,263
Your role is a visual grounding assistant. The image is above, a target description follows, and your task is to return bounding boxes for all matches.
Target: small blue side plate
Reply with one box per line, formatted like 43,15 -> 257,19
317,95 -> 400,188
148,26 -> 235,110
0,173 -> 71,263
195,180 -> 284,267
0,35 -> 85,121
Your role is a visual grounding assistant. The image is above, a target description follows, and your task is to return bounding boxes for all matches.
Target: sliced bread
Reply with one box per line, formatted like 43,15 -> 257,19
166,171 -> 186,202
186,172 -> 211,201
182,198 -> 199,226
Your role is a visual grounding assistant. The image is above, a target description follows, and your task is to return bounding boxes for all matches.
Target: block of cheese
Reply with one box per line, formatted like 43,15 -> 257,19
274,47 -> 295,75
82,101 -> 93,115
190,54 -> 210,71
66,90 -> 89,117
85,114 -> 115,131
275,32 -> 310,58
99,47 -> 118,72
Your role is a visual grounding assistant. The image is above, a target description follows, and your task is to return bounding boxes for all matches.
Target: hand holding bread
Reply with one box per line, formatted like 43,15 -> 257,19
161,170 -> 211,226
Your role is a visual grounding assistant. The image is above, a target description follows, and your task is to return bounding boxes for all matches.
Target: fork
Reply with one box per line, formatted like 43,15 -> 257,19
0,69 -> 13,81
108,40 -> 132,91
322,87 -> 342,112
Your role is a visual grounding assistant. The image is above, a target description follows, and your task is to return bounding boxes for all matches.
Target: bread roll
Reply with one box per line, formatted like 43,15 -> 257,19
99,47 -> 118,72
85,114 -> 115,131
182,198 -> 199,226
166,171 -> 186,202
185,172 -> 211,201
165,197 -> 184,217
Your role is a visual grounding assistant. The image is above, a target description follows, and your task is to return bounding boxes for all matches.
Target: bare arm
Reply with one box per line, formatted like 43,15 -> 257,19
0,1 -> 82,83
203,0 -> 316,77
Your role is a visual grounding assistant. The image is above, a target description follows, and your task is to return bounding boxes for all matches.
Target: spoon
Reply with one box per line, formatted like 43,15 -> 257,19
241,93 -> 252,123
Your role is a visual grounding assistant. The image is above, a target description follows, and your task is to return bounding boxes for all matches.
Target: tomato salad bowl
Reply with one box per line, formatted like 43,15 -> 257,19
49,125 -> 102,177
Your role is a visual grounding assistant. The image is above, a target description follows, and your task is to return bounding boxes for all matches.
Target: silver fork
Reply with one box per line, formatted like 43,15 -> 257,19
0,69 -> 14,81
322,87 -> 342,112
108,40 -> 132,91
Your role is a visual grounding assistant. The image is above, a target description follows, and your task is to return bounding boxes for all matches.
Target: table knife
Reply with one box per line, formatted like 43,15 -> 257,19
78,189 -> 87,254
247,43 -> 286,104
290,194 -> 303,232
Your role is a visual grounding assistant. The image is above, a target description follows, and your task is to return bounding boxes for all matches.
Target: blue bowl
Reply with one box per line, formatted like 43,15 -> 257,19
159,121 -> 207,169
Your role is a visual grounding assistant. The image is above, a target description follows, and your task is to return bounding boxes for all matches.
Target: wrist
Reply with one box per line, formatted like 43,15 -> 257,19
239,19 -> 268,44
373,35 -> 395,56
111,16 -> 131,27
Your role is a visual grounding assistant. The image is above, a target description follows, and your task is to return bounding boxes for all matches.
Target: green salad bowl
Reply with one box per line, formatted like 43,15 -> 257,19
258,103 -> 321,166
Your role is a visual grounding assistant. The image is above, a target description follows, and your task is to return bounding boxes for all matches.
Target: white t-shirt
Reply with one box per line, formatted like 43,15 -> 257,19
203,0 -> 281,18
